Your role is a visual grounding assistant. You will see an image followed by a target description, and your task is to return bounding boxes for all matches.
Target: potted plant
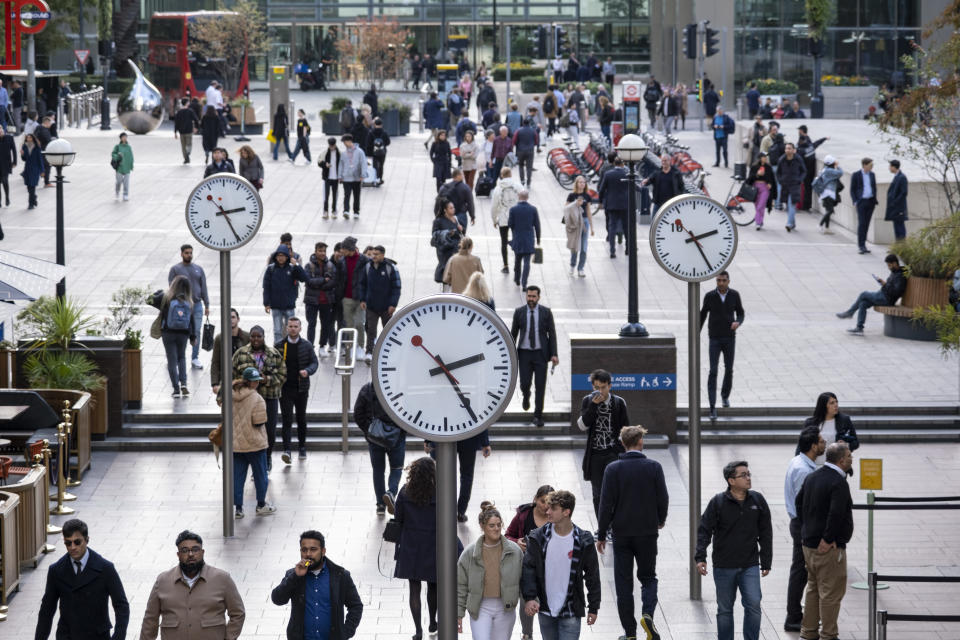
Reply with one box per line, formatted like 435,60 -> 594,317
378,97 -> 411,136
820,75 -> 876,118
99,287 -> 150,409
892,211 -> 960,309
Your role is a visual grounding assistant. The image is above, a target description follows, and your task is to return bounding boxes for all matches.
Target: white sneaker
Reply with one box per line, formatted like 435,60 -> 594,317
818,226 -> 826,234
122,195 -> 129,201
343,211 -> 351,220
191,358 -> 204,370
355,345 -> 365,362
323,344 -> 331,355
824,228 -> 835,235
364,352 -> 373,363
577,269 -> 586,277
569,266 -> 575,275
256,503 -> 277,516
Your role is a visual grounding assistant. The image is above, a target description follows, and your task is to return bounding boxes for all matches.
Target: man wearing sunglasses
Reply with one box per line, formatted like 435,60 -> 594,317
35,518 -> 130,640
140,530 -> 246,640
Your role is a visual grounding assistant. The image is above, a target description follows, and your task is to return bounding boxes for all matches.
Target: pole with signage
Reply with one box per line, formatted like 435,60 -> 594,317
184,174 -> 263,537
649,194 -> 739,600
372,295 -> 518,640
852,459 -> 888,594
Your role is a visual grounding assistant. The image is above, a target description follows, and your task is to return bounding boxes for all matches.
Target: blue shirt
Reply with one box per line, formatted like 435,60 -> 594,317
783,453 -> 817,519
713,115 -> 726,139
0,87 -> 8,108
304,563 -> 332,640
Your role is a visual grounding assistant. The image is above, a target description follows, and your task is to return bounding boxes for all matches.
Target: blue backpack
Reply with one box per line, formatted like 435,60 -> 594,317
166,298 -> 192,331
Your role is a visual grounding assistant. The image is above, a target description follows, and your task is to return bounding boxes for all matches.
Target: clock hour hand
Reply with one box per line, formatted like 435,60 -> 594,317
411,335 -> 458,384
216,207 -> 247,215
428,353 -> 485,376
684,229 -> 714,270
684,229 -> 719,243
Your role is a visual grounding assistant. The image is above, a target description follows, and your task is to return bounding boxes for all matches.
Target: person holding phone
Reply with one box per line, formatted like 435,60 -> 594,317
835,253 -> 907,336
576,369 -> 629,520
563,176 -> 594,277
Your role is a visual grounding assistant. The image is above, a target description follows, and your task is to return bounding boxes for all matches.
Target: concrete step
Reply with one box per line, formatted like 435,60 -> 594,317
674,404 -> 959,418
120,422 -> 574,438
121,410 -> 573,425
676,429 -> 960,444
676,414 -> 960,430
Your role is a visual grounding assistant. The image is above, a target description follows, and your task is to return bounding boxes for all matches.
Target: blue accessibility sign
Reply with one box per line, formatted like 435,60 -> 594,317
571,373 -> 677,391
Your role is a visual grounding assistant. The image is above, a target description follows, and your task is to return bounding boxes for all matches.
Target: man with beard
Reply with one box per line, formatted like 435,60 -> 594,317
140,530 -> 245,639
272,530 -> 364,640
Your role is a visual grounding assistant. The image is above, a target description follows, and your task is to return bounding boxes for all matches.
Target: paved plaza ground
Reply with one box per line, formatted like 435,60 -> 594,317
1,88 -> 957,415
1,87 -> 958,639
6,443 -> 960,639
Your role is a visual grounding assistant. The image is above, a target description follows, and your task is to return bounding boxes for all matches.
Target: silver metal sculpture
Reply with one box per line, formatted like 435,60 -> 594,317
117,59 -> 165,134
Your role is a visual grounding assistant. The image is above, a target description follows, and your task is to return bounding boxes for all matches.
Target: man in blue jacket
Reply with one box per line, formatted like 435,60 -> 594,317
511,120 -> 539,187
264,244 -> 308,344
712,106 -> 735,168
507,189 -> 541,289
597,426 -> 668,640
356,245 -> 401,363
598,157 -> 629,258
422,91 -> 445,150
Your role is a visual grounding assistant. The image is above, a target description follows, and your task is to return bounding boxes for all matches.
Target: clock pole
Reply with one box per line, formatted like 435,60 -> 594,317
687,280 -> 702,600
435,441 -> 458,640
220,250 -> 235,538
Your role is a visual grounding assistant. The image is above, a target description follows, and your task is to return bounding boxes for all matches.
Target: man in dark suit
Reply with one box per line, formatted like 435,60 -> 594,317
795,442 -> 854,640
850,157 -> 878,254
700,271 -> 745,420
644,154 -> 685,215
598,157 -> 628,258
510,285 -> 558,427
885,159 -> 908,240
0,124 -> 16,208
35,519 -> 130,640
507,189 -> 541,289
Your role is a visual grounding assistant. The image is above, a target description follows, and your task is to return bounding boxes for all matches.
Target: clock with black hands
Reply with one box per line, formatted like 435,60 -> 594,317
649,194 -> 738,282
372,295 -> 518,442
185,174 -> 264,251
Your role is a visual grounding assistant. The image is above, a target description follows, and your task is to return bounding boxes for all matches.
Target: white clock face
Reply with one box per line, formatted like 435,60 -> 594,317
649,194 -> 738,282
373,295 -> 518,442
185,175 -> 264,251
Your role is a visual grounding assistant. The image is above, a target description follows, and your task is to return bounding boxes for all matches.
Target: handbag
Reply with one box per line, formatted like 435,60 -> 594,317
149,313 -> 162,340
737,182 -> 758,203
201,322 -> 215,351
208,422 -> 222,447
266,128 -> 277,144
533,246 -> 543,264
368,417 -> 403,449
383,518 -> 401,543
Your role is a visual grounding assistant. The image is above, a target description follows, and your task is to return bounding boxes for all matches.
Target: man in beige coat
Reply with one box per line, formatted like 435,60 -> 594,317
140,530 -> 245,640
227,366 -> 275,518
443,236 -> 485,294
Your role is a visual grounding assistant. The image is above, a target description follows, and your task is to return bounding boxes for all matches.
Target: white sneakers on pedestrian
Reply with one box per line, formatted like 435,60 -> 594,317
355,345 -> 365,362
191,358 -> 203,369
569,266 -> 575,275
343,211 -> 351,220
256,503 -> 277,516
577,269 -> 586,278
364,352 -> 373,363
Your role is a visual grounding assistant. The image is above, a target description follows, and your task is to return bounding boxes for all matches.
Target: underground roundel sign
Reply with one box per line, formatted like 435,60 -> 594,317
18,0 -> 52,34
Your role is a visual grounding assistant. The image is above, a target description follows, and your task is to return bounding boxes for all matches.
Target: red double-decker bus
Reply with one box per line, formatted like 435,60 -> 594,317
146,11 -> 249,104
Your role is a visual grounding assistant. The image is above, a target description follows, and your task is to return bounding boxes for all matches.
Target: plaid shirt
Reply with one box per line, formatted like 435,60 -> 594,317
231,344 -> 286,399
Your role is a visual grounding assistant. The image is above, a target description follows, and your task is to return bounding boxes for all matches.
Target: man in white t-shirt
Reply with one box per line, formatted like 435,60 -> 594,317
520,490 -> 601,640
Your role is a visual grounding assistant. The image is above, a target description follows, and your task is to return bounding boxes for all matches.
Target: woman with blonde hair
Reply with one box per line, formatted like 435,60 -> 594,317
443,236 -> 484,294
456,501 -> 523,640
563,175 -> 594,277
237,145 -> 264,190
462,271 -> 494,310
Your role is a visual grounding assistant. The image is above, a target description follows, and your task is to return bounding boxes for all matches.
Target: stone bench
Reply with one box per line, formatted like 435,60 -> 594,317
875,276 -> 951,340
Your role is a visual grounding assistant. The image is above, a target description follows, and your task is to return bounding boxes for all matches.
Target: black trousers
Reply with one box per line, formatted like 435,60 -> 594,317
517,348 -> 547,418
365,307 -> 392,354
613,534 -> 660,636
280,387 -> 309,450
856,198 -> 876,250
264,397 -> 279,452
588,448 -> 620,517
707,336 -> 735,408
342,180 -> 361,213
499,226 -> 510,267
714,136 -> 728,166
372,154 -> 385,182
323,179 -> 339,212
428,444 -> 478,516
786,517 -> 806,624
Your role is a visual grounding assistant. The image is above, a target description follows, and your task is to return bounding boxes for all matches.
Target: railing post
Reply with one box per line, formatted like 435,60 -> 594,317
877,610 -> 887,640
868,572 -> 877,640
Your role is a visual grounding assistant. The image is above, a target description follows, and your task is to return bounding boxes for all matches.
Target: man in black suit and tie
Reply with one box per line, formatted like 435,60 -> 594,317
850,157 -> 878,254
35,518 -> 130,640
511,285 -> 558,427
885,159 -> 908,240
795,441 -> 854,640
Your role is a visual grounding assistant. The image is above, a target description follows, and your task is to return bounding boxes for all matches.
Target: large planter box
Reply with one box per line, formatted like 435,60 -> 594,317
381,109 -> 401,137
821,85 -> 877,119
122,349 -> 142,409
322,112 -> 342,135
399,117 -> 410,136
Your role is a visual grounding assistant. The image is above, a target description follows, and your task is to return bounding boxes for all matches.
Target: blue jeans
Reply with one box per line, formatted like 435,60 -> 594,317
272,134 -> 292,160
161,332 -> 189,391
233,449 -> 269,509
713,565 -> 762,640
846,290 -> 888,329
537,614 -> 580,640
191,302 -> 204,360
271,308 -> 295,344
613,534 -> 659,636
600,124 -> 611,142
606,210 -> 626,255
368,440 -> 406,507
785,193 -> 798,228
570,219 -> 590,269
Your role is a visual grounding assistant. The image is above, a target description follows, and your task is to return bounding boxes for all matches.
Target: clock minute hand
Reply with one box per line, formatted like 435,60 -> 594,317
685,228 -> 714,270
219,211 -> 242,242
216,207 -> 247,215
428,353 -> 485,377
684,229 -> 719,243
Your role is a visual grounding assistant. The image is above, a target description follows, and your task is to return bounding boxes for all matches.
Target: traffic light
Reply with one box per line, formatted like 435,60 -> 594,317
705,26 -> 720,57
556,26 -> 570,55
537,25 -> 547,59
682,23 -> 697,60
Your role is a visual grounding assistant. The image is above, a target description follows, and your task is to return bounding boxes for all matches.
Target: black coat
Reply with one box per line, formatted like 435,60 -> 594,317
578,393 -> 628,480
696,489 -> 773,570
699,288 -> 745,339
363,91 -> 379,117
320,147 -> 341,180
174,107 -> 200,134
393,487 -> 464,581
510,304 -> 558,361
520,524 -> 600,617
271,557 -> 363,640
598,166 -> 629,211
796,465 -> 854,548
430,139 -> 452,180
200,114 -> 221,152
775,155 -> 806,201
304,254 -> 337,305
0,135 -> 16,176
35,549 -> 130,640
336,251 -> 372,301
275,336 -> 319,393
850,169 -> 877,205
597,450 -> 668,538
880,266 -> 908,304
885,171 -> 908,221
650,167 -> 685,207
800,412 -> 860,453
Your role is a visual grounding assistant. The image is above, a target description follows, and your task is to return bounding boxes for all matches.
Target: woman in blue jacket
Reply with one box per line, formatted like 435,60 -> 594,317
20,132 -> 44,209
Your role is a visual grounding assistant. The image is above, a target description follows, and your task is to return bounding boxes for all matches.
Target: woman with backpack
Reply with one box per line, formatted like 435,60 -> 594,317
429,129 -> 452,192
200,105 -> 221,164
160,275 -> 198,397
270,104 -> 292,161
542,89 -> 559,137
813,155 -> 843,234
354,381 -> 406,515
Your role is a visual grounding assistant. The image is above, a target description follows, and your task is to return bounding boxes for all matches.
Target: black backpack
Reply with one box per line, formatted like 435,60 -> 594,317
372,135 -> 386,157
339,107 -> 356,130
543,94 -> 556,113
768,135 -> 785,165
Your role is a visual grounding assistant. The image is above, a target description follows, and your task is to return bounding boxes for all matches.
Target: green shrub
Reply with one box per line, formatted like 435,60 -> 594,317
750,78 -> 799,94
492,67 -> 544,81
379,96 -> 412,121
892,210 -> 960,279
521,77 -> 548,94
330,96 -> 352,112
820,74 -> 871,87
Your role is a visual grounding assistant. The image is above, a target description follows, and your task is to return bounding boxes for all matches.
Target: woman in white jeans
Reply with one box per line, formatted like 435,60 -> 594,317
457,502 -> 523,640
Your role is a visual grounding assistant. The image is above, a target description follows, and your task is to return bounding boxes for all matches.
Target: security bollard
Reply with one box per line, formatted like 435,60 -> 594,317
62,400 -> 81,487
49,421 -> 76,515
334,328 -> 358,453
877,610 -> 887,640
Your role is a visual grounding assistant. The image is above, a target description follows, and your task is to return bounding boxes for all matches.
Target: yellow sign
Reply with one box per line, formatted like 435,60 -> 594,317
272,66 -> 287,75
860,458 -> 882,490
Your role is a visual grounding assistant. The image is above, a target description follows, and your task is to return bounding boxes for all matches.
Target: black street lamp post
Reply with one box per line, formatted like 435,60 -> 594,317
42,139 -> 77,300
616,133 -> 649,337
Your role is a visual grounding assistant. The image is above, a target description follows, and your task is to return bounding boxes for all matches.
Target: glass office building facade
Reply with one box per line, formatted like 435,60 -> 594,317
734,0 -> 924,91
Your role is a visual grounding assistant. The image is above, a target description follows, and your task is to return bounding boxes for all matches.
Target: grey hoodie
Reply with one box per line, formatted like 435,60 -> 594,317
338,144 -> 368,182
